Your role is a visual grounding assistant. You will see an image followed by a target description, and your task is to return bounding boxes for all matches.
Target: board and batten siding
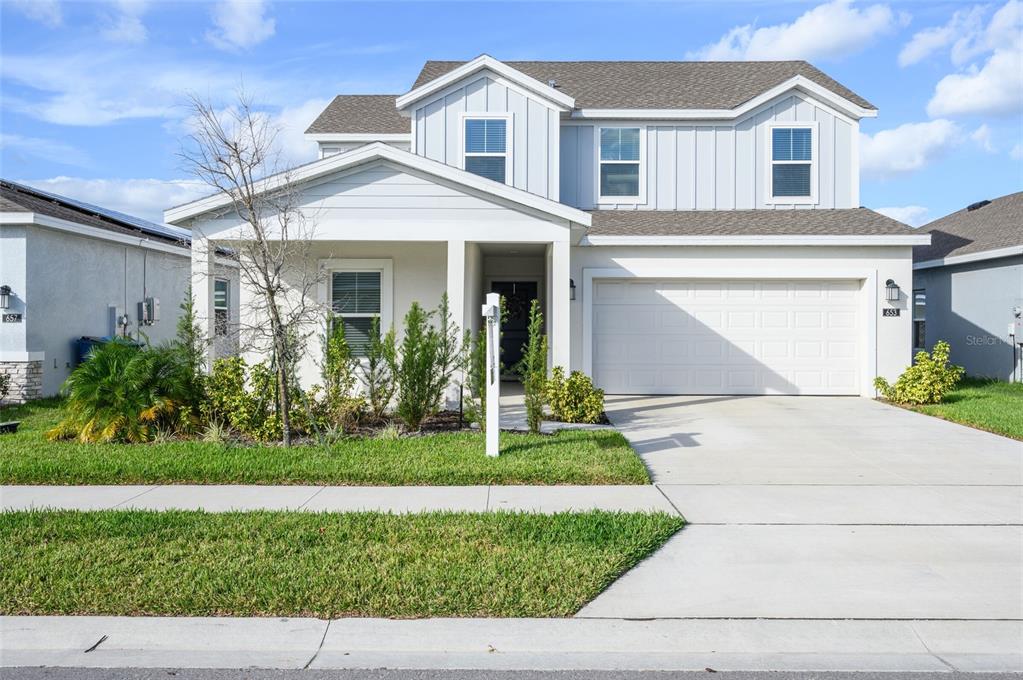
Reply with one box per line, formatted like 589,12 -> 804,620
412,71 -> 561,201
560,94 -> 856,211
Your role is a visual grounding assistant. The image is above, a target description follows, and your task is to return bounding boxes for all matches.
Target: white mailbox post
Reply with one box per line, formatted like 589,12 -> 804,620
482,292 -> 501,457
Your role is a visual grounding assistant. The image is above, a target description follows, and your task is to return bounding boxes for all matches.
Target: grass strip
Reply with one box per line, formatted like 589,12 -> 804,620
0,400 -> 649,486
0,509 -> 682,618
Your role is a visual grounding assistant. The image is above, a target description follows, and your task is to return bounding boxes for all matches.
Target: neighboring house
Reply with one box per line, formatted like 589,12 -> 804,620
170,55 -> 929,397
913,193 -> 1023,381
0,180 -> 239,403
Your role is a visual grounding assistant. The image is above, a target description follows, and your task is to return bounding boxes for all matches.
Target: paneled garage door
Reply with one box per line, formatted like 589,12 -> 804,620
592,278 -> 862,395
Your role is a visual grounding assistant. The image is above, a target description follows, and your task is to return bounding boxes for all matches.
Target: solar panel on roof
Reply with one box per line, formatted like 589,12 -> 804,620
2,179 -> 192,243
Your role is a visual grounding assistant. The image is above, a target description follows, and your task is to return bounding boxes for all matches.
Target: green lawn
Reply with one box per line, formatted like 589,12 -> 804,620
0,399 -> 649,486
912,377 -> 1023,440
0,509 -> 682,618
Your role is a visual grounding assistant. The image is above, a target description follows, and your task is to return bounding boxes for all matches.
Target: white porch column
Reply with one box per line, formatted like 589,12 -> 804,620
550,239 -> 571,370
446,239 -> 466,405
190,228 -> 217,372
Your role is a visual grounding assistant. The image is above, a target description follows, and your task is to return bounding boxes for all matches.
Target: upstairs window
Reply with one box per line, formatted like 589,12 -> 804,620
213,279 -> 230,337
331,270 -> 382,356
599,127 -> 642,200
771,126 -> 814,199
463,117 -> 508,183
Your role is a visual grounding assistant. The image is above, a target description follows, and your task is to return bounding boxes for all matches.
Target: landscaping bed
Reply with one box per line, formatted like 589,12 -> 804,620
0,509 -> 682,618
0,400 -> 650,485
908,377 -> 1023,440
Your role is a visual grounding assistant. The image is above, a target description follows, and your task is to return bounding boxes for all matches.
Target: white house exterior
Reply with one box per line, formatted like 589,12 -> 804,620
0,180 -> 239,402
170,56 -> 929,398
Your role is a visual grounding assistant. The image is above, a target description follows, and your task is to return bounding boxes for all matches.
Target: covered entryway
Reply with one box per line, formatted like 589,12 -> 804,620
591,278 -> 863,395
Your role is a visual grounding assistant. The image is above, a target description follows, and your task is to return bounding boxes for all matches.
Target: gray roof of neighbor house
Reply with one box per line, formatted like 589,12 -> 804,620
413,60 -> 875,110
0,179 -> 190,246
586,208 -> 914,237
914,192 -> 1023,263
305,94 -> 409,135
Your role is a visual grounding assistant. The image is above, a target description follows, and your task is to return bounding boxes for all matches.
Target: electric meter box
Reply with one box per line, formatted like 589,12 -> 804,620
138,297 -> 160,326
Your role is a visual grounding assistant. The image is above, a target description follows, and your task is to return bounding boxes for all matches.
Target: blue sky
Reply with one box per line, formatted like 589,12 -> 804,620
1,0 -> 1020,226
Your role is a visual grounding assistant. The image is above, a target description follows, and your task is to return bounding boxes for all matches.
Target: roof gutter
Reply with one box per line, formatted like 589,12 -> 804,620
914,245 -> 1023,270
580,234 -> 931,247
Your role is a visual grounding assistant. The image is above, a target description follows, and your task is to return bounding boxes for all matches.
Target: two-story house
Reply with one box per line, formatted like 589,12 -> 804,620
169,56 -> 929,397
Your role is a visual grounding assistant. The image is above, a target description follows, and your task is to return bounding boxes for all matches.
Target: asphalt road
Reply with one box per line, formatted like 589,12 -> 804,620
3,670 -> 1020,680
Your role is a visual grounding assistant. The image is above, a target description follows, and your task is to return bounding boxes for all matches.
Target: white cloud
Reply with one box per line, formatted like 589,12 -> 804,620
101,0 -> 149,44
970,124 -> 996,152
875,205 -> 930,227
860,119 -> 962,177
898,5 -> 986,67
0,49 -> 313,126
206,0 -> 276,51
7,0 -> 62,27
686,0 -> 898,61
922,1 -> 1023,117
1011,143 -> 1023,160
0,133 -> 91,168
272,98 -> 330,167
17,177 -> 208,224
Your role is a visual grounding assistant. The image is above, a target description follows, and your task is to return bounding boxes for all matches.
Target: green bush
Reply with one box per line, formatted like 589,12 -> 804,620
202,356 -> 308,442
546,367 -> 605,424
389,297 -> 462,432
47,341 -> 191,443
518,300 -> 547,434
359,318 -> 397,421
0,372 -> 10,405
461,327 -> 487,431
874,340 -> 965,405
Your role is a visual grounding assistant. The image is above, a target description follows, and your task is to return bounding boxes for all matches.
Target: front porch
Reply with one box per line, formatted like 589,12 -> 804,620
190,236 -> 572,391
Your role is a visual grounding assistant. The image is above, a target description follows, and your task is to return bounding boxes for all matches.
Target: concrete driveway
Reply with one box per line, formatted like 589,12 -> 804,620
579,395 -> 1023,621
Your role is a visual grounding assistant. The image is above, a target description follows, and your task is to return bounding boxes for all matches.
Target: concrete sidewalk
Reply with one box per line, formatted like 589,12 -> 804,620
0,484 -> 677,515
3,616 -> 1021,672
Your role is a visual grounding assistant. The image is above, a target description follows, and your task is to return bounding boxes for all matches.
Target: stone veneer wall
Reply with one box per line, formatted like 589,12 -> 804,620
0,360 -> 43,404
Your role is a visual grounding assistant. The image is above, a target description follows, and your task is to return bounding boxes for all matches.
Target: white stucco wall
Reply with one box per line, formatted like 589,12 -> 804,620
570,244 -> 914,395
234,241 -> 448,391
16,224 -> 191,395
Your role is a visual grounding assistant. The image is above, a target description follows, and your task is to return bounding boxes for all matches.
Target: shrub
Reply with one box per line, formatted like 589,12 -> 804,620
0,372 -> 10,405
358,318 -> 397,421
321,315 -> 356,401
874,340 -> 964,405
202,356 -> 308,442
461,327 -> 488,431
518,300 -> 547,434
546,367 -> 605,424
173,287 -> 207,417
47,341 -> 191,443
389,297 -> 463,431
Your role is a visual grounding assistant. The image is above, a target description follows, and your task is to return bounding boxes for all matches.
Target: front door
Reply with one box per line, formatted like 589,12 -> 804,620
491,280 -> 539,376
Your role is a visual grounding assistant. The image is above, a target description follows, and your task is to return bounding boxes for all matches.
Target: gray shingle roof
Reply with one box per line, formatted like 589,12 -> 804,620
305,95 -> 408,135
914,192 -> 1023,262
413,60 -> 875,110
587,209 -> 914,237
0,180 -> 190,246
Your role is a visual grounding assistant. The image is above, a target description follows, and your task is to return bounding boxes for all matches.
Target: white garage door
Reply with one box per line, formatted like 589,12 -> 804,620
592,278 -> 862,395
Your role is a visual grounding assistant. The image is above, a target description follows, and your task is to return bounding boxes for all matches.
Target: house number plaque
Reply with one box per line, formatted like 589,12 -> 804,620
882,308 -> 900,317
2,313 -> 22,323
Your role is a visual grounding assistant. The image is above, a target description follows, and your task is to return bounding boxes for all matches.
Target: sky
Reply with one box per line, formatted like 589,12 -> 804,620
0,0 -> 1021,227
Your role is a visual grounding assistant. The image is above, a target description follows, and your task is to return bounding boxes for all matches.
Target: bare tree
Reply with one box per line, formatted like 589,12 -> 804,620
180,92 -> 324,446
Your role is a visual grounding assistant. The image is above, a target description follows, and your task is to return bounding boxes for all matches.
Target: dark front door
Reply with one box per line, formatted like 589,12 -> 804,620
491,281 -> 539,376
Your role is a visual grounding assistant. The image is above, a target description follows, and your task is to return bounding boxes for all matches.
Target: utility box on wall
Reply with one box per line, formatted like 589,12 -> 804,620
138,297 -> 160,326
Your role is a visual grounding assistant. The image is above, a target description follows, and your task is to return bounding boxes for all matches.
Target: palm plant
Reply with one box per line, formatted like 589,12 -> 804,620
47,341 -> 191,443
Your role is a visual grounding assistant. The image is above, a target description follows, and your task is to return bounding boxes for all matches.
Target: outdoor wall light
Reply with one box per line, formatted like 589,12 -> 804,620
0,285 -> 11,310
569,278 -> 576,301
885,279 -> 901,303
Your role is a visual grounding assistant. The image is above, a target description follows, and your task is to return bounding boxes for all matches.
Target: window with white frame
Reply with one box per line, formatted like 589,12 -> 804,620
213,279 -> 230,337
771,126 -> 814,199
330,270 -> 382,356
599,127 -> 641,199
463,117 -> 508,183
913,289 -> 926,351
